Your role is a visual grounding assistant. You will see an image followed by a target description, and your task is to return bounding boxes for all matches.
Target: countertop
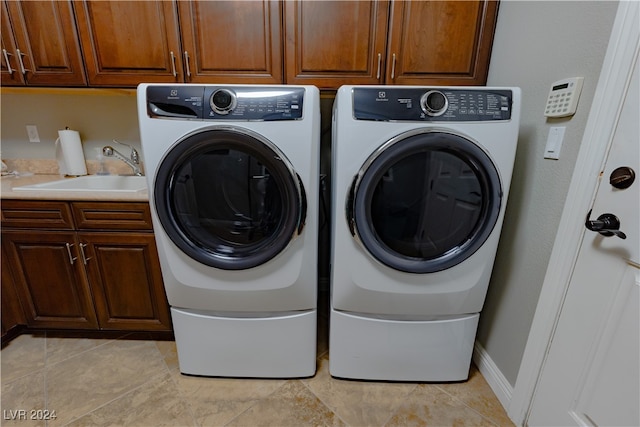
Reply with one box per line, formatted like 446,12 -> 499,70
1,174 -> 149,202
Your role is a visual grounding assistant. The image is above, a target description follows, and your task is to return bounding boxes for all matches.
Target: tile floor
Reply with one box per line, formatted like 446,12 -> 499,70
1,310 -> 514,427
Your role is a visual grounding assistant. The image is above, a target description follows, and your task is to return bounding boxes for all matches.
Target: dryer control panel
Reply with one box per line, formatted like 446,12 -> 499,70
353,88 -> 513,122
146,86 -> 304,121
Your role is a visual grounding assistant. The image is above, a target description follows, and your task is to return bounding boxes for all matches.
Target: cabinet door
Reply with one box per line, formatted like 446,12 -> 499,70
1,1 -> 24,85
1,245 -> 26,339
387,0 -> 499,85
178,0 -> 283,84
74,0 -> 183,86
1,231 -> 98,329
80,232 -> 171,331
2,0 -> 86,86
284,0 -> 390,88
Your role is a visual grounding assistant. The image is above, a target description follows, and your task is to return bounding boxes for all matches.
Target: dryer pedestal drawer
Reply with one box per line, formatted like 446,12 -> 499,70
329,308 -> 479,381
171,307 -> 317,378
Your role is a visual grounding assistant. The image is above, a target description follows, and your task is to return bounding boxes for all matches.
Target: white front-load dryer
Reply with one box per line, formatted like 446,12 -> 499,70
330,85 -> 521,381
137,84 -> 320,378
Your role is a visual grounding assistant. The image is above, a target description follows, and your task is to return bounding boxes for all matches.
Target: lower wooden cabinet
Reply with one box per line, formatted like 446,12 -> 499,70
1,200 -> 171,337
80,232 -> 170,330
2,230 -> 98,329
1,247 -> 26,338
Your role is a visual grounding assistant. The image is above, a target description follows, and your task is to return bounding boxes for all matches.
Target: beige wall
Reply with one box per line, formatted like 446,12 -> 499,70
479,0 -> 619,386
1,88 -> 139,162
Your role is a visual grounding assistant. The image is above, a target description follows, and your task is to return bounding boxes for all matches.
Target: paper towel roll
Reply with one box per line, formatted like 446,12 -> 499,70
56,129 -> 87,176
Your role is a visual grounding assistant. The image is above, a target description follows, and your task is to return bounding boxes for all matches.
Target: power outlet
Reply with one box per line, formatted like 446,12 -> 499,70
26,125 -> 40,143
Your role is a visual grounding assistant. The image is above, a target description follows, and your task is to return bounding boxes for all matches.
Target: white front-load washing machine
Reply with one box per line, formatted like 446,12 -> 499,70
137,84 -> 320,378
330,85 -> 521,381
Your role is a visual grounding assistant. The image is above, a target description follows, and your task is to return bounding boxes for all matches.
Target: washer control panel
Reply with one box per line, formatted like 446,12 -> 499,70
353,88 -> 513,122
146,86 -> 304,121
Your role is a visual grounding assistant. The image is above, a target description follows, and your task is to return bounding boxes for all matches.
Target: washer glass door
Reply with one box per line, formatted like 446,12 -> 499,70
349,129 -> 502,273
155,127 -> 305,270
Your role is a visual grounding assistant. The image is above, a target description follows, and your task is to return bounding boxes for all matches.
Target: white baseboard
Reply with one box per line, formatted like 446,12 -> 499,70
473,341 -> 514,414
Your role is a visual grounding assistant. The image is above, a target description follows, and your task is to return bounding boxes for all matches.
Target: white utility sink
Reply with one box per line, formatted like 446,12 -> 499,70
13,175 -> 147,193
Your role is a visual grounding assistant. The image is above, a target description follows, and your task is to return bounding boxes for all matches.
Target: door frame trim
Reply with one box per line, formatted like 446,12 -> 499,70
508,2 -> 639,424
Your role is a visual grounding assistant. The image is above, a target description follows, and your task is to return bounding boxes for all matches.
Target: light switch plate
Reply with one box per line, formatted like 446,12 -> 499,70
544,126 -> 566,160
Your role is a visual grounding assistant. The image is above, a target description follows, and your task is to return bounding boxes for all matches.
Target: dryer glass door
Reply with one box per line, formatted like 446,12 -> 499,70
349,129 -> 501,273
154,128 -> 305,270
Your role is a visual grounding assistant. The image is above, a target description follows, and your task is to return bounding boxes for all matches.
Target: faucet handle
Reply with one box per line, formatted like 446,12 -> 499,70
112,139 -> 133,150
113,139 -> 139,163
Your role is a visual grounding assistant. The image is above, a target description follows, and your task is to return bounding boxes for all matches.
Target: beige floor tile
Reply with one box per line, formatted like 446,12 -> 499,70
1,334 -> 46,383
46,339 -> 167,426
171,369 -> 287,426
154,339 -> 179,371
386,384 -> 496,427
45,336 -> 119,366
227,380 -> 346,427
0,370 -> 46,427
2,333 -> 515,427
303,355 -> 417,427
435,365 -> 514,426
66,372 -> 195,427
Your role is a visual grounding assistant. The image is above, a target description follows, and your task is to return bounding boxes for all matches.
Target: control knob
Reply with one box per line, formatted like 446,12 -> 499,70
210,89 -> 237,115
420,90 -> 448,117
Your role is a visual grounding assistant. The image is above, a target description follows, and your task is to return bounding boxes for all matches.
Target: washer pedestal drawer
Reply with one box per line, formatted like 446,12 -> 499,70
329,308 -> 478,381
171,307 -> 316,378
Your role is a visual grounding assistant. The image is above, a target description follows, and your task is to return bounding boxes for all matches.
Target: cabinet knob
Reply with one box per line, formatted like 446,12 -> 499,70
184,51 -> 191,78
2,49 -> 14,75
79,243 -> 92,265
391,53 -> 397,80
16,49 -> 29,75
170,51 -> 177,77
65,243 -> 77,265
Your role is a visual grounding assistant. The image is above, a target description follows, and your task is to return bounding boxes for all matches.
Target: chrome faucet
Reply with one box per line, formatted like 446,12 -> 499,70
102,140 -> 143,176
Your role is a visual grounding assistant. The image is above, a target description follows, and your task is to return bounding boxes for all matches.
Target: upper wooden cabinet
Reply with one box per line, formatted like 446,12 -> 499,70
285,0 -> 499,88
73,0 -> 282,86
1,0 -> 86,86
1,1 -> 23,85
74,1 -> 183,86
284,1 -> 389,87
386,1 -> 499,85
178,1 -> 283,84
1,0 -> 499,88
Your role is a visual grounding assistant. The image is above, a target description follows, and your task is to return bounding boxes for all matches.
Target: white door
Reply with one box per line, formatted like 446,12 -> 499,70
527,34 -> 639,427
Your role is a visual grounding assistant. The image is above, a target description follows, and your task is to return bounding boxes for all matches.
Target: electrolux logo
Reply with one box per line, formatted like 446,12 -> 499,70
376,91 -> 389,102
167,88 -> 179,100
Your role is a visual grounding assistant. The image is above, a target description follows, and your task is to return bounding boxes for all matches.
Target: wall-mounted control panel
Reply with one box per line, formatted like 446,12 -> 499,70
544,77 -> 584,118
